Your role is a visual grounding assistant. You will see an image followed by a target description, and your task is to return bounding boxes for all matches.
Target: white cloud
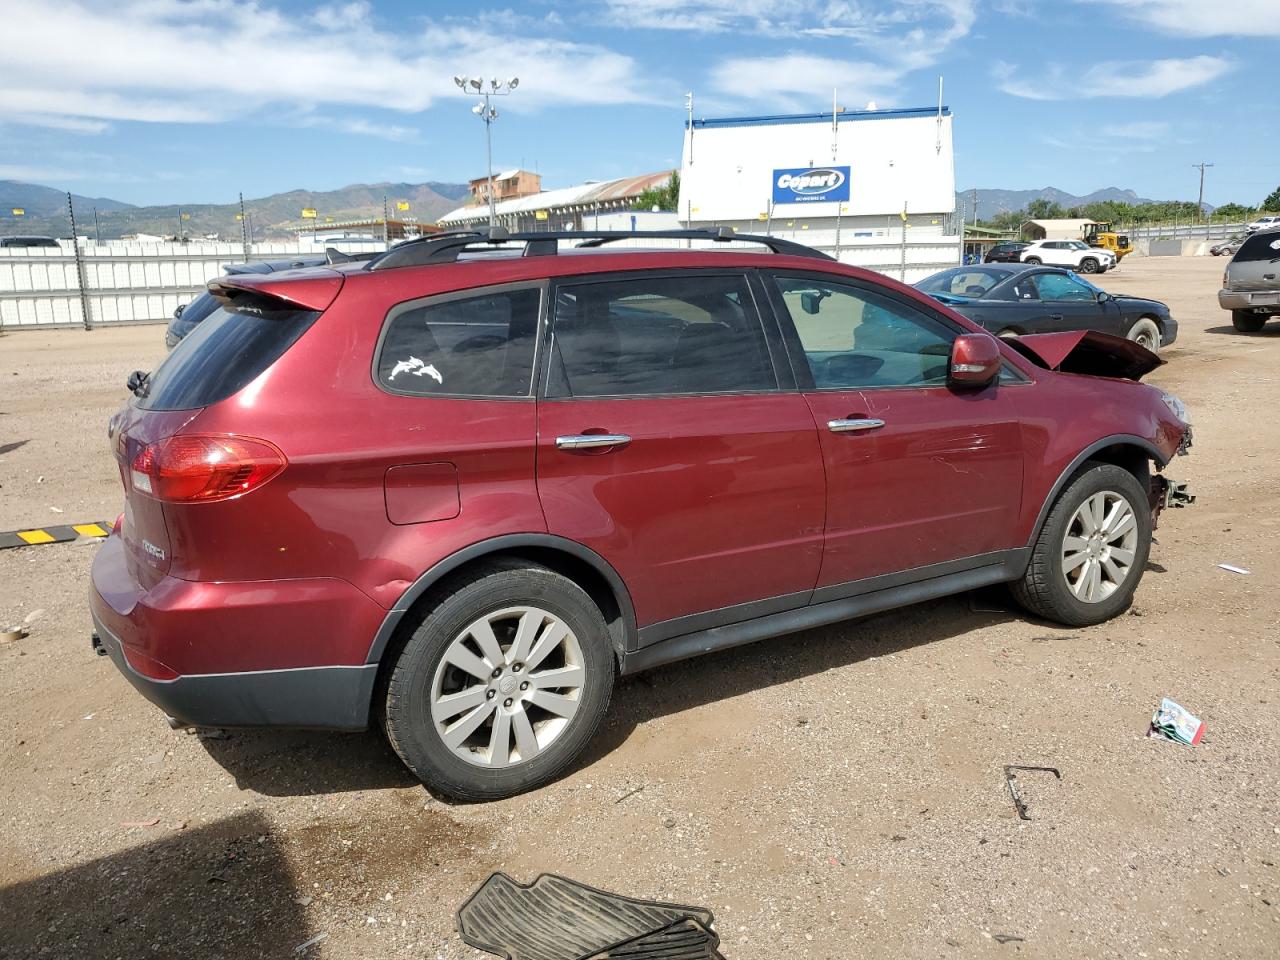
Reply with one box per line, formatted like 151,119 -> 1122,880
996,55 -> 1233,100
702,1 -> 975,108
0,0 -> 655,130
1098,121 -> 1171,140
0,113 -> 110,134
1085,0 -> 1280,37
0,163 -> 145,182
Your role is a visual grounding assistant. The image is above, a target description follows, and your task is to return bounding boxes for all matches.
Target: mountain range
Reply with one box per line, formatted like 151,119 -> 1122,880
0,180 -> 472,240
955,187 -> 1166,220
2,179 -> 1179,239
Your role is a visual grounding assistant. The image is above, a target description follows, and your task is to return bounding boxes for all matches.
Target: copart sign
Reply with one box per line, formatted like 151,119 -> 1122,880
772,166 -> 850,204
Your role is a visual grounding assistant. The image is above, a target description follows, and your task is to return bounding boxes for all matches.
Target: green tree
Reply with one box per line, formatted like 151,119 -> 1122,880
1025,198 -> 1066,220
1213,202 -> 1254,220
631,171 -> 680,212
1262,186 -> 1280,212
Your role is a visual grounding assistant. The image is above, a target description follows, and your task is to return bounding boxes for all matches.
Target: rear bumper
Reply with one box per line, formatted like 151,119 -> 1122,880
90,533 -> 383,730
92,612 -> 376,730
1219,289 -> 1280,312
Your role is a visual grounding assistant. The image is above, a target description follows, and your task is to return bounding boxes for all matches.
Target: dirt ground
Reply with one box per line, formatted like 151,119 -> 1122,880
0,255 -> 1276,960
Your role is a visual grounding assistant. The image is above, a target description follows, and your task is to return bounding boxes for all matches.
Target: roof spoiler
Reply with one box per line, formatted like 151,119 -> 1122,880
208,271 -> 344,312
1007,330 -> 1163,381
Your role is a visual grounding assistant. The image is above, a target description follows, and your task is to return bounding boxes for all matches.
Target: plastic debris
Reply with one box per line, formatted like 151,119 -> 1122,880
1149,698 -> 1204,745
292,932 -> 328,955
1217,564 -> 1250,575
1,626 -> 28,643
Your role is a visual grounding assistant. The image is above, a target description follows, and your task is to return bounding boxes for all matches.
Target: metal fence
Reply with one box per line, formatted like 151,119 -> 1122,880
0,240 -> 337,329
1121,221 -> 1248,241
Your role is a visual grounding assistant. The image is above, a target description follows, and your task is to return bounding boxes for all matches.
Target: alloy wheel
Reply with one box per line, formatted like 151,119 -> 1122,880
430,606 -> 585,768
1061,491 -> 1139,603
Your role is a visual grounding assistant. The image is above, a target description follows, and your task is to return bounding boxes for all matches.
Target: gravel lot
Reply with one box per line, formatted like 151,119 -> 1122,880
1,255 -> 1276,960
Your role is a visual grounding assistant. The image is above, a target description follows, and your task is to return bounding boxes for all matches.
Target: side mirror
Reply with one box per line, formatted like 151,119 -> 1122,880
1096,291 -> 1111,302
173,304 -> 185,318
949,333 -> 1001,388
800,291 -> 822,314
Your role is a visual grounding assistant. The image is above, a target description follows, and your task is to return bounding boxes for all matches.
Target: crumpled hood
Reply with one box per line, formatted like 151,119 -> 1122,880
1007,330 -> 1164,381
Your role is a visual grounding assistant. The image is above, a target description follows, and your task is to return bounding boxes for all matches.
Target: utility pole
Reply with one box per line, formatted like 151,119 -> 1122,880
685,92 -> 694,166
382,194 -> 389,249
454,75 -> 519,231
1192,162 -> 1214,219
93,207 -> 101,243
67,192 -> 93,330
239,192 -> 249,262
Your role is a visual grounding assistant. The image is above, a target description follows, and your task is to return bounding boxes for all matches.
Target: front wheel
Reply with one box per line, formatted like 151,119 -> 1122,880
1024,256 -> 1042,265
384,560 -> 616,801
1079,257 -> 1099,274
1232,310 -> 1267,333
1126,317 -> 1161,353
1012,463 -> 1151,626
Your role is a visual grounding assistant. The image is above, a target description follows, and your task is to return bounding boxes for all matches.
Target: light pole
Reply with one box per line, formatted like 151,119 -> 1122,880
455,75 -> 519,230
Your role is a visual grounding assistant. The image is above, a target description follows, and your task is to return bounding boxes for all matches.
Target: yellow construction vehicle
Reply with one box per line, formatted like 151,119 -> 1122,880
1083,222 -> 1134,261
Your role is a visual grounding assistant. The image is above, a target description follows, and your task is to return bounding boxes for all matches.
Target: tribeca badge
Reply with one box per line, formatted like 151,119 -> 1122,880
772,166 -> 851,204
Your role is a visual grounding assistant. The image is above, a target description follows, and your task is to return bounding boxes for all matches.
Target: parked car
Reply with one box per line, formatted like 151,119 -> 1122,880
1219,228 -> 1280,332
983,242 -> 1028,263
1246,215 -> 1280,233
92,228 -> 1193,800
916,264 -> 1176,352
1211,235 -> 1246,257
1020,239 -> 1116,273
0,235 -> 60,248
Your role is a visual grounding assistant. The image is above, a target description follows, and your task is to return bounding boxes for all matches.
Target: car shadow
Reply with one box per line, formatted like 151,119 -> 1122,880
0,811 -> 314,959
1204,324 -> 1280,337
196,588 -> 1046,802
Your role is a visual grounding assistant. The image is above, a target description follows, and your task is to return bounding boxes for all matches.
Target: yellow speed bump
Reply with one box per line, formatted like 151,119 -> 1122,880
1,521 -> 112,550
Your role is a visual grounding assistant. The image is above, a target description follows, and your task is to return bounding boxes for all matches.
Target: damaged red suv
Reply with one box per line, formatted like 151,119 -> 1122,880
91,229 -> 1194,800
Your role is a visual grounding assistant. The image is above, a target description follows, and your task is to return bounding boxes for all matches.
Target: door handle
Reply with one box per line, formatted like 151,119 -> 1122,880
1049,313 -> 1064,320
555,433 -> 632,450
827,418 -> 885,433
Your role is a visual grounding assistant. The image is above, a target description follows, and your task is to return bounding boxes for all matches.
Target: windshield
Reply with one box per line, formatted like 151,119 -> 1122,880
916,267 -> 1008,298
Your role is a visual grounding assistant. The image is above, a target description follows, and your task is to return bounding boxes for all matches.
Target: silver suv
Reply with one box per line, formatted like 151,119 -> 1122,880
1220,228 -> 1280,332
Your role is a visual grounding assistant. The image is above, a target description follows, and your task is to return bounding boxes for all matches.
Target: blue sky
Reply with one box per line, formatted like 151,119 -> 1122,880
0,0 -> 1274,207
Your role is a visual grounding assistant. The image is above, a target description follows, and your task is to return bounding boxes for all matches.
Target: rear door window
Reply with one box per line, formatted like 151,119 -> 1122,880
547,274 -> 776,397
377,285 -> 541,397
137,295 -> 320,411
1234,233 -> 1280,263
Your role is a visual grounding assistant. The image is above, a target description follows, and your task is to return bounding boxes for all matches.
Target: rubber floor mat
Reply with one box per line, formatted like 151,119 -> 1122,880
579,918 -> 725,959
457,873 -> 717,960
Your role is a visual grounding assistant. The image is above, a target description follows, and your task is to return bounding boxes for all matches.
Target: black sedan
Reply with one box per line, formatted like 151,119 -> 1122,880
983,241 -> 1028,263
915,264 -> 1176,353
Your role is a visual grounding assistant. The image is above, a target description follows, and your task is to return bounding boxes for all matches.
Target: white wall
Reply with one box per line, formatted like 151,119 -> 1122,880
0,239 -> 379,328
679,109 -> 955,222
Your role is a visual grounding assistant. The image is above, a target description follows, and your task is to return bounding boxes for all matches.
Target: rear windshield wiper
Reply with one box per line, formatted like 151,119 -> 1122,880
127,369 -> 151,397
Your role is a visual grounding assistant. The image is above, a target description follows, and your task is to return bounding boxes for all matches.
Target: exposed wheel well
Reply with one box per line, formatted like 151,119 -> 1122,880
1084,443 -> 1153,488
368,546 -> 631,727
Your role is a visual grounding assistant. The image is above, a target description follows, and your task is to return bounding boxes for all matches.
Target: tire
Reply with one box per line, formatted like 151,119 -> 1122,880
1232,310 -> 1267,333
1079,257 -> 1099,274
1024,256 -> 1042,265
1125,317 -> 1161,353
1012,463 -> 1151,627
384,559 -> 616,801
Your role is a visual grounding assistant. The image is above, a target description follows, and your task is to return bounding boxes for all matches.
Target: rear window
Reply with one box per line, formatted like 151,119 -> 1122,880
136,295 -> 319,410
1235,232 -> 1280,263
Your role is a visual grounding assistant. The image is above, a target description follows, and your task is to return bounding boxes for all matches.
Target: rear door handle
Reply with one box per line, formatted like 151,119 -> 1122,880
555,433 -> 632,450
827,418 -> 885,433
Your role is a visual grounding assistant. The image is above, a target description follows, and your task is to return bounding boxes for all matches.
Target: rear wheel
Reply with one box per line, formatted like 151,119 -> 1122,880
384,560 -> 616,801
1012,463 -> 1151,626
1079,257 -> 1100,274
1025,256 -> 1042,265
1125,317 -> 1161,353
1232,310 -> 1267,333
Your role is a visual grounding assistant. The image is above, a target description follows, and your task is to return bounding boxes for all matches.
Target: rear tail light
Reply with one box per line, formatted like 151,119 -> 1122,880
129,435 -> 286,503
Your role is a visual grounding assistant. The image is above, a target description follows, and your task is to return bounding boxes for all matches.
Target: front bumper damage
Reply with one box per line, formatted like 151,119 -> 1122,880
1149,426 -> 1194,529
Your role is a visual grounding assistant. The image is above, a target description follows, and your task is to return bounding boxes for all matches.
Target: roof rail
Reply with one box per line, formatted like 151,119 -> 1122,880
365,227 -> 833,271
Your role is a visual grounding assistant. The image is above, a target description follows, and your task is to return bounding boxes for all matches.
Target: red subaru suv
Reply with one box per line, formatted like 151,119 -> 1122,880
91,229 -> 1193,800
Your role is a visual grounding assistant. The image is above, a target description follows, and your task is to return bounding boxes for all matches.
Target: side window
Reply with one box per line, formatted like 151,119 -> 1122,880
774,276 -> 956,389
377,285 -> 540,397
1033,273 -> 1095,302
1008,277 -> 1040,301
549,274 -> 775,397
